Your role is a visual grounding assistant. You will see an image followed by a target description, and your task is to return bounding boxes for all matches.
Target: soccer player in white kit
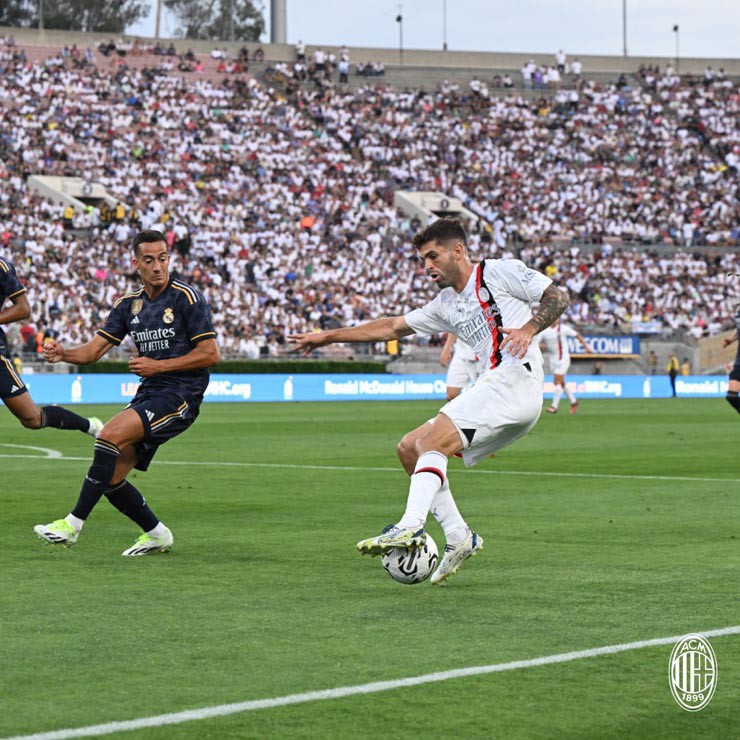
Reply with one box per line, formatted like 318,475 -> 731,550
440,332 -> 479,400
538,320 -> 592,414
289,219 -> 569,584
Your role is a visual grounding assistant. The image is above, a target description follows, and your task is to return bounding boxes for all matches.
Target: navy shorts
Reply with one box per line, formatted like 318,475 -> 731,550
731,352 -> 740,382
0,356 -> 28,400
127,388 -> 200,471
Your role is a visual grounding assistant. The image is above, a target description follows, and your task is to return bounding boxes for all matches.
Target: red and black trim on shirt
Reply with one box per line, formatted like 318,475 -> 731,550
474,260 -> 503,370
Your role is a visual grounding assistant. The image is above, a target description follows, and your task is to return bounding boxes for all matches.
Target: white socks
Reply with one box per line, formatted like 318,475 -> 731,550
565,385 -> 576,404
552,384 -> 564,409
147,522 -> 169,538
431,480 -> 468,546
65,514 -> 85,532
63,515 -> 168,538
396,451 -> 448,529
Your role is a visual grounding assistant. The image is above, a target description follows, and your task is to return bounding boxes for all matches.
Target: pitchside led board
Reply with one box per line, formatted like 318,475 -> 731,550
569,335 -> 641,356
17,373 -> 730,405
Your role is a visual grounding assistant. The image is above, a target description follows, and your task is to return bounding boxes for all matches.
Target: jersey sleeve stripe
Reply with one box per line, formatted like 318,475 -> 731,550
172,284 -> 195,305
96,329 -> 123,345
190,331 -> 216,343
0,259 -> 8,272
113,288 -> 144,309
173,280 -> 197,301
8,288 -> 26,298
172,281 -> 198,304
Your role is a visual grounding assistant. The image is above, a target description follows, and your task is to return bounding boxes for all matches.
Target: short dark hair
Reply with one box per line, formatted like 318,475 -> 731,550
412,218 -> 467,250
132,229 -> 167,256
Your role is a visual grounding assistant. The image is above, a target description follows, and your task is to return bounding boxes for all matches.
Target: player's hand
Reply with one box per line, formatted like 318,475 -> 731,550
440,348 -> 452,367
128,356 -> 160,377
723,337 -> 732,348
286,331 -> 331,355
43,338 -> 64,363
500,326 -> 535,359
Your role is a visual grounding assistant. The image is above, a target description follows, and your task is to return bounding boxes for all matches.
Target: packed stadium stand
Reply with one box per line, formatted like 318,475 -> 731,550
0,33 -> 737,362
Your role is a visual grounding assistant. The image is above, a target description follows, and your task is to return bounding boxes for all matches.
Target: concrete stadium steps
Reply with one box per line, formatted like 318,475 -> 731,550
11,42 -> 631,97
12,43 -> 253,86
265,64 -> 629,95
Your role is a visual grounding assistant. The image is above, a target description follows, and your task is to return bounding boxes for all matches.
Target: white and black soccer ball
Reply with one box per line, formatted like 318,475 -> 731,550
381,535 -> 439,585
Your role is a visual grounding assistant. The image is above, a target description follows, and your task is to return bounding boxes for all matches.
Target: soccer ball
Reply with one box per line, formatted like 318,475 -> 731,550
381,535 -> 439,585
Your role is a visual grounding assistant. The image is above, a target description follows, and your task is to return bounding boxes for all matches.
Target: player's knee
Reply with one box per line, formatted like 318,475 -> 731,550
412,436 -> 433,458
726,391 -> 740,413
397,433 -> 415,462
19,413 -> 41,429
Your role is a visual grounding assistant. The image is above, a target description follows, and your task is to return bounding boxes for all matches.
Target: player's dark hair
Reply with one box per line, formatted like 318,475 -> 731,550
412,218 -> 467,250
132,230 -> 167,256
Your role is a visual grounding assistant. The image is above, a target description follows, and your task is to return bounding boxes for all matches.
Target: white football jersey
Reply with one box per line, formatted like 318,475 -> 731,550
538,323 -> 577,364
453,337 -> 478,362
405,259 -> 552,377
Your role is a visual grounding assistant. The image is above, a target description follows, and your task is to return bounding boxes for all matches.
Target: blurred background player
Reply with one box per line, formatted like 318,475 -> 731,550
0,256 -> 102,436
538,318 -> 592,414
666,353 -> 680,398
440,332 -> 479,401
34,231 -> 219,556
722,304 -> 740,414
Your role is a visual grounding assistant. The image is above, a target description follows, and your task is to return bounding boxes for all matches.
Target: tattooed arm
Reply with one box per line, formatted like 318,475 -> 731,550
527,285 -> 570,334
500,285 -> 570,359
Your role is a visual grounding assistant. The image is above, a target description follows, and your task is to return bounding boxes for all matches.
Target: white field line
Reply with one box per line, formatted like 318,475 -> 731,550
0,452 -> 737,484
4,625 -> 740,740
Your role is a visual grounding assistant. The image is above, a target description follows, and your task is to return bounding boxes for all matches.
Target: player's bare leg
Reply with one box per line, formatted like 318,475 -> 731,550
547,372 -> 565,413
5,391 -> 102,436
397,420 -> 437,475
559,374 -> 579,414
446,385 -> 463,402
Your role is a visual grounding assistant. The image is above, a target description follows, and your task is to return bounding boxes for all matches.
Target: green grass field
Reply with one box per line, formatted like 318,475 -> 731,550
1,398 -> 738,739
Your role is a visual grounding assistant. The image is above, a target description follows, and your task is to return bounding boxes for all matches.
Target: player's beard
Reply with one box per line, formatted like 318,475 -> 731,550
435,264 -> 459,290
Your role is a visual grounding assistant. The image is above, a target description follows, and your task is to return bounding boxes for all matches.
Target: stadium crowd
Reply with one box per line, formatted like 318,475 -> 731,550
0,43 -> 737,358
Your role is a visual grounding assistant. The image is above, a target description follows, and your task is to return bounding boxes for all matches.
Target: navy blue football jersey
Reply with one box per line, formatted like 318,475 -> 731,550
98,278 -> 217,401
0,257 -> 26,357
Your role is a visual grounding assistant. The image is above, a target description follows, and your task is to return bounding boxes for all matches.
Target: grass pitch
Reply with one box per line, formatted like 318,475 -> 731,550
1,398 -> 738,739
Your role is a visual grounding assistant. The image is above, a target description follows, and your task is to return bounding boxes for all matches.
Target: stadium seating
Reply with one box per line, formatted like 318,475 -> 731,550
0,39 -> 737,359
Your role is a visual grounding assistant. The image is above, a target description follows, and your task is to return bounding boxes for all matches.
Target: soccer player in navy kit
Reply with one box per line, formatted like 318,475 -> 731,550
35,231 -> 219,556
722,304 -> 740,414
0,256 -> 102,436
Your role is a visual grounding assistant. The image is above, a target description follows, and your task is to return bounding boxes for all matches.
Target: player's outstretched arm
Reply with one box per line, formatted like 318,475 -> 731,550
440,332 -> 455,367
288,316 -> 414,355
500,285 -> 569,359
129,338 -> 219,377
722,331 -> 738,348
575,332 -> 594,354
43,335 -> 113,365
0,293 -> 31,326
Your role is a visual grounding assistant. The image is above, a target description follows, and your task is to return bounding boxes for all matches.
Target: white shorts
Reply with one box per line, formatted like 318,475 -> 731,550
445,353 -> 479,389
551,357 -> 570,375
440,364 -> 544,467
